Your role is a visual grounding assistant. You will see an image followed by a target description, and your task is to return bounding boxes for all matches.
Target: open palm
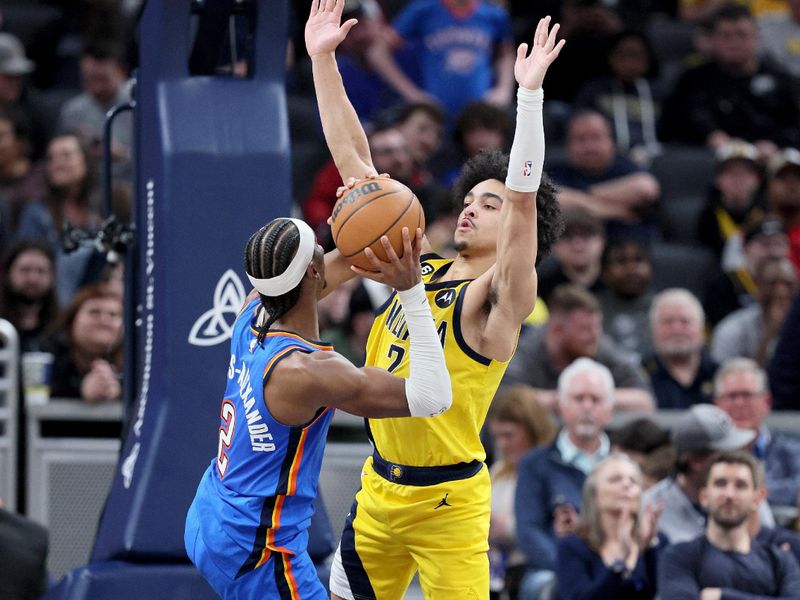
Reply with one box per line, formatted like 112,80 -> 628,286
305,0 -> 358,57
514,16 -> 565,91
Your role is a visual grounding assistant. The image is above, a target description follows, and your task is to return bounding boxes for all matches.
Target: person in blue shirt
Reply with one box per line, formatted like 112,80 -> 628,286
366,0 -> 516,121
556,454 -> 665,600
185,217 -> 452,600
547,110 -> 660,240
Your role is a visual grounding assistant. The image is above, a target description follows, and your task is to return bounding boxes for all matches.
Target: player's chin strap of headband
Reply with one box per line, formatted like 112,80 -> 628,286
246,218 -> 316,297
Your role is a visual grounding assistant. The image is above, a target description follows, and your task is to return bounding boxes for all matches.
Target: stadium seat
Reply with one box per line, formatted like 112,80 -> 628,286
658,194 -> 706,244
650,145 -> 716,203
645,18 -> 696,66
650,241 -> 716,299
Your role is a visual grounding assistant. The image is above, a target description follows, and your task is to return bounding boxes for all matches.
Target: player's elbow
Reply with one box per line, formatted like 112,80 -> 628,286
404,376 -> 452,418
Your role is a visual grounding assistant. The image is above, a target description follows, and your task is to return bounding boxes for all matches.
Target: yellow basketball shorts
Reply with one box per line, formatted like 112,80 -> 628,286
329,455 -> 491,600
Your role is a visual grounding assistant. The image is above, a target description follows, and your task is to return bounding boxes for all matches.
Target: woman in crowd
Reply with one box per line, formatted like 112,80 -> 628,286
46,282 -> 122,403
556,453 -> 664,600
489,385 -> 557,600
16,132 -> 103,303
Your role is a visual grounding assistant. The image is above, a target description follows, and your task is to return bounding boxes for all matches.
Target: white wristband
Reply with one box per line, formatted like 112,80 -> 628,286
505,87 -> 545,193
396,282 -> 452,417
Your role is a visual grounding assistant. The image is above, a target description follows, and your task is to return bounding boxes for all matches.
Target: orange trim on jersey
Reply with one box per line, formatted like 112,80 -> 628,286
305,406 -> 332,429
262,346 -> 303,378
281,552 -> 301,600
247,327 -> 334,352
265,331 -> 333,350
286,429 -> 308,496
255,495 -> 295,569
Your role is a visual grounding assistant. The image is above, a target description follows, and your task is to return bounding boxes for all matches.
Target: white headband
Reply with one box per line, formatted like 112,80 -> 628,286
247,218 -> 316,297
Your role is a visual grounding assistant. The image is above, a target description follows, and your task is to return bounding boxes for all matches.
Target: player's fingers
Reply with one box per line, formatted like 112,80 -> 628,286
533,17 -> 544,47
309,0 -> 318,17
350,265 -> 384,281
400,227 -> 413,261
324,0 -> 336,14
346,177 -> 358,188
340,18 -> 358,35
380,235 -> 402,265
364,246 -> 394,273
545,22 -> 560,51
412,228 -> 423,261
538,16 -> 551,47
516,43 -> 528,63
551,38 -> 566,59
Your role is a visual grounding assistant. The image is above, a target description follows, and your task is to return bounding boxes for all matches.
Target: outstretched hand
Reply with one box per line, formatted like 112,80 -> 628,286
514,16 -> 565,91
306,0 -> 358,57
351,227 -> 423,291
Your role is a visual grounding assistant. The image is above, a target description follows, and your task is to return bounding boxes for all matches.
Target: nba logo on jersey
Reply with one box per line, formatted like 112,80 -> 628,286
522,161 -> 532,177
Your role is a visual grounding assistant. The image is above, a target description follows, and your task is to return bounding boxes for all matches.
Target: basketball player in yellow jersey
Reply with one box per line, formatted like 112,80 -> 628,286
306,1 -> 565,598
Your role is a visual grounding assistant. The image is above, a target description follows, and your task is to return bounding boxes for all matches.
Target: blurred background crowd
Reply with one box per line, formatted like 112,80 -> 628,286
0,0 -> 799,599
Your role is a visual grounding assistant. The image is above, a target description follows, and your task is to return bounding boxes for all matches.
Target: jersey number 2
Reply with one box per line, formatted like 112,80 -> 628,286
216,400 -> 236,478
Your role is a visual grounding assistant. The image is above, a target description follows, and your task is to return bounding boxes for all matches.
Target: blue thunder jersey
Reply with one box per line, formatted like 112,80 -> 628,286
186,299 -> 334,580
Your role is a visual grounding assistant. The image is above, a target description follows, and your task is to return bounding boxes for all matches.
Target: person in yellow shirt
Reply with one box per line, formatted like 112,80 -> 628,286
304,1 -> 565,598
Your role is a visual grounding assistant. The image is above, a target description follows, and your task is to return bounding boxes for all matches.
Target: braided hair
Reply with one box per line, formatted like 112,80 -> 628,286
244,219 -> 305,343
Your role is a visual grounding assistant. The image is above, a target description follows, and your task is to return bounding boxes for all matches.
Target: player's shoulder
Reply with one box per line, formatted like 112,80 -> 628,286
420,252 -> 454,281
273,347 -> 356,383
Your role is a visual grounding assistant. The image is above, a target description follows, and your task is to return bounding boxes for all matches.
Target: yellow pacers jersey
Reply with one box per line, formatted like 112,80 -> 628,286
366,255 -> 514,466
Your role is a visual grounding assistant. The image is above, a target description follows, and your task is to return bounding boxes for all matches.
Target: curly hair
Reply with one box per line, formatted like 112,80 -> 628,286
452,149 -> 563,264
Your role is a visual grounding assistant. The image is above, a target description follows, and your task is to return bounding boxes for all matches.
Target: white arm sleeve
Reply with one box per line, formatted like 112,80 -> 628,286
505,86 -> 545,193
396,283 -> 452,417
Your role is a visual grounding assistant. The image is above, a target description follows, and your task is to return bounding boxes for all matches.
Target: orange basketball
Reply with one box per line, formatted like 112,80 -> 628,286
330,177 -> 425,271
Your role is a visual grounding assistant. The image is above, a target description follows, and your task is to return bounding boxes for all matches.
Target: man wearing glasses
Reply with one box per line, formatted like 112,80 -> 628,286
713,357 -> 800,523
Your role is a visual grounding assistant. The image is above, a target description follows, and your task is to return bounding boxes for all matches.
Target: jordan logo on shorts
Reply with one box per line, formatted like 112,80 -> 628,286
434,493 -> 452,509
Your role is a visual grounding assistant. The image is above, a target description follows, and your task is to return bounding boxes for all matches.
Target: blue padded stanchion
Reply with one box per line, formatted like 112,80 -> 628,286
91,0 -> 293,562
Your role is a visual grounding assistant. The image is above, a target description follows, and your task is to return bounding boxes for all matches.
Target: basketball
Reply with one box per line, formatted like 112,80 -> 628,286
330,177 -> 425,271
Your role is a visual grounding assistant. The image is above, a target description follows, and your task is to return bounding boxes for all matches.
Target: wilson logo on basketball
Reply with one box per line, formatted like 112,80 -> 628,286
331,181 -> 382,223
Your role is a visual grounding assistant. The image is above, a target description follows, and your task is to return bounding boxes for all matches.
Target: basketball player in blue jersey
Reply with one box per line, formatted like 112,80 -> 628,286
306,1 -> 565,598
185,217 -> 452,600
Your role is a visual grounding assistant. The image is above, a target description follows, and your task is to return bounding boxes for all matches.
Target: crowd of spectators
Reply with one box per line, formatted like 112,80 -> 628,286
1,1 -> 800,599
291,0 -> 800,598
0,1 -> 135,414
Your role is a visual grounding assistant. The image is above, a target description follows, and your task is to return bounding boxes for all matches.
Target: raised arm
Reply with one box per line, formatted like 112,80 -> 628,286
306,0 -> 377,182
465,17 -> 564,362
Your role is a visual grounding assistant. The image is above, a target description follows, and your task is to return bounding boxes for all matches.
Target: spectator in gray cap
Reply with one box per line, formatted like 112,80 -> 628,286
641,404 -> 774,544
0,32 -> 34,106
0,32 -> 48,159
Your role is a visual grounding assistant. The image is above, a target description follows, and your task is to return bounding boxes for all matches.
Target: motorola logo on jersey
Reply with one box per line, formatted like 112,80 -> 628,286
188,269 -> 247,346
435,289 -> 456,308
421,262 -> 434,276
